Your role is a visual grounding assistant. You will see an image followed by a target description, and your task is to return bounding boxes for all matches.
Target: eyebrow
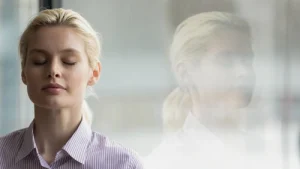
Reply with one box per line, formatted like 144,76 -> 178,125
60,48 -> 81,54
28,48 -> 81,55
28,49 -> 50,56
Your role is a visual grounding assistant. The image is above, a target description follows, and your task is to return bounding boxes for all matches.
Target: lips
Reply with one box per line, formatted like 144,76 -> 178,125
42,83 -> 66,94
42,83 -> 65,90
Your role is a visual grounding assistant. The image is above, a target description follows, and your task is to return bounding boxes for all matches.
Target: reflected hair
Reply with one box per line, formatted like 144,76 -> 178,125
164,11 -> 251,133
19,8 -> 101,125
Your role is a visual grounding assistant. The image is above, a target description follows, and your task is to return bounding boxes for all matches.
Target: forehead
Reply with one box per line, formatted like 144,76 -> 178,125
27,26 -> 85,54
207,29 -> 252,54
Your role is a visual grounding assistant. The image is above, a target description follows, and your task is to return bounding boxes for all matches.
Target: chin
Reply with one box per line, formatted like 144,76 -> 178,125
236,90 -> 254,108
31,98 -> 68,110
37,103 -> 65,110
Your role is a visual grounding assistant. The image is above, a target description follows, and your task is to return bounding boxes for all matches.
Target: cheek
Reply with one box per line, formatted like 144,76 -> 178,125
65,70 -> 89,92
24,69 -> 42,87
23,69 -> 43,98
25,78 -> 42,103
192,65 -> 233,91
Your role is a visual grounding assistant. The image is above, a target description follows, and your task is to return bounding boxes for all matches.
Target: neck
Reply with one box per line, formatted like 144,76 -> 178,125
33,105 -> 82,163
192,107 -> 242,128
190,107 -> 246,145
190,93 -> 245,132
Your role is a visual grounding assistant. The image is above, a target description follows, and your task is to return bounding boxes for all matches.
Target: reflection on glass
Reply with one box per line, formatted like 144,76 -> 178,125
145,11 -> 281,169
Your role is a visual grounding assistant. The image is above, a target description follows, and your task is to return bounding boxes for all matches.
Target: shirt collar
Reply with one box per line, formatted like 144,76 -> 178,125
62,119 -> 92,164
181,112 -> 224,148
15,121 -> 36,163
182,112 -> 215,134
15,118 -> 92,164
182,112 -> 250,149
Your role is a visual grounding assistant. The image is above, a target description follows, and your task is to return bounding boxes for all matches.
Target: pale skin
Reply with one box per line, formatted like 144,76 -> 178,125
180,29 -> 255,133
21,26 -> 101,164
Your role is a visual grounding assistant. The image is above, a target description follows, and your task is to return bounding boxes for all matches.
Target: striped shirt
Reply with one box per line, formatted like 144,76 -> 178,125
0,119 -> 143,169
145,113 -> 281,169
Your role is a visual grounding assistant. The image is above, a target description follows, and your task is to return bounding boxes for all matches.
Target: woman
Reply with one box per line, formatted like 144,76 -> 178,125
163,12 -> 255,134
145,12 -> 280,169
0,8 -> 142,169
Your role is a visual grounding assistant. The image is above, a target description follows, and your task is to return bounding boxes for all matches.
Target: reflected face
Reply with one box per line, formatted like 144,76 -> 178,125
22,26 -> 94,109
188,30 -> 255,108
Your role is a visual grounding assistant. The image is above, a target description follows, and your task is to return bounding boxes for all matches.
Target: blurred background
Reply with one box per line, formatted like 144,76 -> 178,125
0,0 -> 299,168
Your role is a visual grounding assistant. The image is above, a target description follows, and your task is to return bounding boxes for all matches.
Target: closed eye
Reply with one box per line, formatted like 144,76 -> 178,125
63,62 -> 77,65
33,61 -> 47,65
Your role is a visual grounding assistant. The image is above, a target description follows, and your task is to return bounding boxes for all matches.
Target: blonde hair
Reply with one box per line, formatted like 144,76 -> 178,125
19,8 -> 101,125
164,12 -> 251,132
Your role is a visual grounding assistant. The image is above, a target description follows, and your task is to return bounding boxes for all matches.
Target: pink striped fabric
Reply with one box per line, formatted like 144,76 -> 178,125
0,120 -> 143,169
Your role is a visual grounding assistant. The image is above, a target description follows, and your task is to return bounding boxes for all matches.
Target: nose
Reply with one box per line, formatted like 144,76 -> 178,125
47,61 -> 61,78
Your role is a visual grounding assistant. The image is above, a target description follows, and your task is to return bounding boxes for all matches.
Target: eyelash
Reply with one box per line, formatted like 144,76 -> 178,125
63,62 -> 77,65
33,61 -> 46,65
33,61 -> 77,66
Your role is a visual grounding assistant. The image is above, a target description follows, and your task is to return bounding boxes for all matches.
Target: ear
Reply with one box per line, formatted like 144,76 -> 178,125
88,61 -> 102,86
176,62 -> 192,87
21,70 -> 27,85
